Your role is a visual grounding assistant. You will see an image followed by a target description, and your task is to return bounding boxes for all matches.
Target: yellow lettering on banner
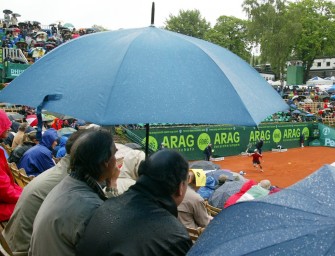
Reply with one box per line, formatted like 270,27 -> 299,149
249,130 -> 271,142
162,137 -> 170,148
214,132 -> 240,144
170,136 -> 178,148
186,135 -> 194,147
284,128 -> 301,139
162,135 -> 194,148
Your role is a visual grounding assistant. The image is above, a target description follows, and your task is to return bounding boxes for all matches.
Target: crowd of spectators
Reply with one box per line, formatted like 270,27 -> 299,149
0,9 -> 98,64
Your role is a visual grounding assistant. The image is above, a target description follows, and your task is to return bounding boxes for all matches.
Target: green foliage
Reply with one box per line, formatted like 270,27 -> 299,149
243,0 -> 296,79
288,0 -> 335,82
164,9 -> 210,39
204,16 -> 252,62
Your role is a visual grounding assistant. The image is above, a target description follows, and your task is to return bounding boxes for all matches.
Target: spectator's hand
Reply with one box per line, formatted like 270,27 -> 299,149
105,165 -> 120,189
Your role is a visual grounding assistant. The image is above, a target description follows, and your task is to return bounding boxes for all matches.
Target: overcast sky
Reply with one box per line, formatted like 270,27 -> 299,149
0,0 -> 247,30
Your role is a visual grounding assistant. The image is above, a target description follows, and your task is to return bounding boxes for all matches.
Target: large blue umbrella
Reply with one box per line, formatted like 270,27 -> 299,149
188,164 -> 335,255
0,26 -> 287,152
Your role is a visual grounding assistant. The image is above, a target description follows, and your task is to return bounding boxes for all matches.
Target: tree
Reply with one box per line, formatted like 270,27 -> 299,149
164,9 -> 210,39
288,0 -> 335,82
243,0 -> 298,81
204,16 -> 252,62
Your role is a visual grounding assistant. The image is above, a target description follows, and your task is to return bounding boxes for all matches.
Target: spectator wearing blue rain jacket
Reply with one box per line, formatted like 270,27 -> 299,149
55,136 -> 68,158
18,129 -> 58,177
198,176 -> 216,200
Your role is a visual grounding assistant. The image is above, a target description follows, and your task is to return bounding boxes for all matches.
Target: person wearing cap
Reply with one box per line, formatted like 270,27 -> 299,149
0,109 -> 23,221
178,169 -> 211,229
76,149 -> 192,256
18,128 -> 59,176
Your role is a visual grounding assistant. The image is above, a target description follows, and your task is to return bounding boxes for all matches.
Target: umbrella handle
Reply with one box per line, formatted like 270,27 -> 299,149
36,94 -> 62,141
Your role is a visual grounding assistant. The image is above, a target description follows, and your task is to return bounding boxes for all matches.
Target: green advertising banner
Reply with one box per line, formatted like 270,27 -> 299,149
317,123 -> 335,148
0,48 -> 3,63
128,123 -> 316,160
5,62 -> 30,79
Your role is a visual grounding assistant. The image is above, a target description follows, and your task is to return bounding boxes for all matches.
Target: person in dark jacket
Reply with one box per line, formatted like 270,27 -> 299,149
18,128 -> 58,176
204,143 -> 213,161
76,149 -> 192,256
255,138 -> 264,154
8,131 -> 38,165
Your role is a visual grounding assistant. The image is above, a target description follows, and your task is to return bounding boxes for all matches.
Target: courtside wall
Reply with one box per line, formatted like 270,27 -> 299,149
128,123 -> 317,160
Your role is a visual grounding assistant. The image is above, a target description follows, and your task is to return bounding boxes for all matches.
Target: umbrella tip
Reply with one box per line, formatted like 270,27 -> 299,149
150,2 -> 155,26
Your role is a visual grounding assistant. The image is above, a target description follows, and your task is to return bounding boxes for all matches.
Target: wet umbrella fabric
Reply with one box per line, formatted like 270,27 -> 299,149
189,161 -> 220,171
188,165 -> 335,256
57,127 -> 76,137
208,179 -> 245,209
205,169 -> 246,182
0,26 -> 288,127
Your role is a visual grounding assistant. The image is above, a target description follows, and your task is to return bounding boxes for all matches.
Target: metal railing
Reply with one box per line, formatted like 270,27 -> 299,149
2,47 -> 29,64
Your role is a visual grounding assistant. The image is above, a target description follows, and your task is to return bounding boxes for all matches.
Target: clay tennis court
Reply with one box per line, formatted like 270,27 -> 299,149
215,146 -> 335,188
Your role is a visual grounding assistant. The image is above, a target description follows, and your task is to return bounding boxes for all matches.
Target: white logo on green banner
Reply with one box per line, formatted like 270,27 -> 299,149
197,133 -> 211,151
323,127 -> 331,136
272,129 -> 282,143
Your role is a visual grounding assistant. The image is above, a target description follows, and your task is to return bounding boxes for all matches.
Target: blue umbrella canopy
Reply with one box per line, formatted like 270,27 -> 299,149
188,164 -> 335,255
0,26 -> 287,127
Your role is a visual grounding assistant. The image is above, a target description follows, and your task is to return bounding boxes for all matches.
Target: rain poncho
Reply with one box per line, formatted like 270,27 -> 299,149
18,128 -> 58,176
197,176 -> 216,199
55,136 -> 68,158
0,110 -> 22,221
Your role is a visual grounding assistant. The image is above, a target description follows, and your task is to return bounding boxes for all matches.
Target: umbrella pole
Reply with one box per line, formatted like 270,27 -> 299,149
151,2 -> 155,26
145,123 -> 149,158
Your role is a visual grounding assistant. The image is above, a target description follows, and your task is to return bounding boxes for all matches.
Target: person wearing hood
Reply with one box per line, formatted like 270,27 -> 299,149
18,128 -> 59,176
55,136 -> 68,158
0,110 -> 23,221
197,176 -> 217,200
76,149 -> 192,256
117,149 -> 145,195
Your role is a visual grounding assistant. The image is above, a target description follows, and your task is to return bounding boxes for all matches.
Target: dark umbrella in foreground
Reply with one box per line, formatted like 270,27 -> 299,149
188,164 -> 335,256
0,8 -> 288,154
